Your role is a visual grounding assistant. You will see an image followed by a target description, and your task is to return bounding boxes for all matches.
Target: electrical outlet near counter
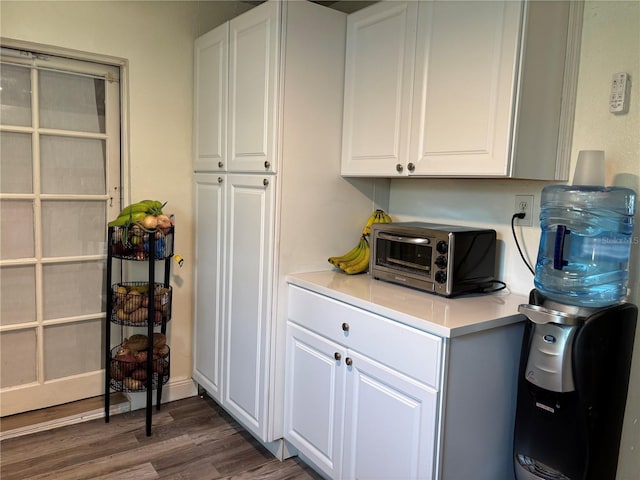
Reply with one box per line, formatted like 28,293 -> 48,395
514,195 -> 534,227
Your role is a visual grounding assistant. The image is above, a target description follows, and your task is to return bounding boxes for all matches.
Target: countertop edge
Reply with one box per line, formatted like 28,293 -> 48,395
286,271 -> 528,338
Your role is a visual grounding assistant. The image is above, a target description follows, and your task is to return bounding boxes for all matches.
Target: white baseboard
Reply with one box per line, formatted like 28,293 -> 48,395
125,377 -> 198,411
0,399 -> 131,442
0,378 -> 198,441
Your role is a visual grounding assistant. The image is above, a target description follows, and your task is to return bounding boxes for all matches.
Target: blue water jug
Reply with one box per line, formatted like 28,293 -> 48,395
534,185 -> 636,307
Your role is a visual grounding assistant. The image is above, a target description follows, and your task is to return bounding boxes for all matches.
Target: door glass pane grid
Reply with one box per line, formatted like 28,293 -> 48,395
0,63 -> 32,127
0,51 -> 120,413
39,69 -> 106,133
0,131 -> 34,193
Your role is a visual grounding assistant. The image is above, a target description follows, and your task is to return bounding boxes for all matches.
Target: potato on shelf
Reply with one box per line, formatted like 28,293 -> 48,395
112,282 -> 172,326
109,336 -> 170,392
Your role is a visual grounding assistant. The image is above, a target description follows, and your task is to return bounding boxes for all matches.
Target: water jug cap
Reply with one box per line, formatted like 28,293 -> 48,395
572,150 -> 605,186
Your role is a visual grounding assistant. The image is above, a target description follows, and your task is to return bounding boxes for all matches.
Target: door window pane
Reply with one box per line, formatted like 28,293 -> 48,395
40,135 -> 106,194
39,70 -> 105,133
42,260 -> 105,320
44,319 -> 104,380
0,131 -> 33,193
0,329 -> 37,388
0,200 -> 35,259
0,265 -> 36,326
41,200 -> 106,257
0,63 -> 32,127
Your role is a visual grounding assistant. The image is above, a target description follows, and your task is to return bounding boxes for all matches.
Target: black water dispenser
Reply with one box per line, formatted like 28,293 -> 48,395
513,291 -> 637,479
513,153 -> 638,479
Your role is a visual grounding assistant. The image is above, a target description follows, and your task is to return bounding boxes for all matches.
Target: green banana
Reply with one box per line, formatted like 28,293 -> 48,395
139,199 -> 165,215
108,199 -> 167,227
117,202 -> 149,217
108,211 -> 146,227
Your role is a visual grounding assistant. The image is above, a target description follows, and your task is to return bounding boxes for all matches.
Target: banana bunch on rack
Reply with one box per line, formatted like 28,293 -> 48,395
108,200 -> 166,227
328,209 -> 392,275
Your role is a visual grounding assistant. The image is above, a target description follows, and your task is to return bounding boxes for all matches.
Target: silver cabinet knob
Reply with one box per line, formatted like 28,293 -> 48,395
264,160 -> 271,170
396,163 -> 403,173
334,352 -> 341,361
217,177 -> 223,183
218,161 -> 224,168
263,178 -> 269,186
345,357 -> 353,366
408,162 -> 415,172
341,322 -> 349,332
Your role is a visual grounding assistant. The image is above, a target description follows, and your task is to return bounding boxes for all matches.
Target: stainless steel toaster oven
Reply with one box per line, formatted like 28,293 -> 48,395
370,222 -> 497,297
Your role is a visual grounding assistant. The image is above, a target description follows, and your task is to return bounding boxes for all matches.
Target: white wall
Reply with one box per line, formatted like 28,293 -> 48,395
388,2 -> 639,478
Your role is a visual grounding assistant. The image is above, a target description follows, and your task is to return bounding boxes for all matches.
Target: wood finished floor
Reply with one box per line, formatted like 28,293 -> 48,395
0,395 -> 323,480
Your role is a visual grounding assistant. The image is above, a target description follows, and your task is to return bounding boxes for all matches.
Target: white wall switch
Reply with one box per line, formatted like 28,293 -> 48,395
609,72 -> 630,114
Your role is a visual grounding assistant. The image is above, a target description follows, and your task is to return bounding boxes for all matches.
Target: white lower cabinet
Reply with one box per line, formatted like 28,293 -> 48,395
342,351 -> 438,480
285,284 -> 524,480
285,286 -> 441,479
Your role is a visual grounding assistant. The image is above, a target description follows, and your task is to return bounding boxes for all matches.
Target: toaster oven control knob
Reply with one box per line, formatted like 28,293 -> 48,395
435,255 -> 447,269
436,240 -> 448,254
435,271 -> 447,284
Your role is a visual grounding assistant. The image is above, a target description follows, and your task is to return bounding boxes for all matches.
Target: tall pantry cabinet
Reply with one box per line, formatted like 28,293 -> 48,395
192,0 -> 383,455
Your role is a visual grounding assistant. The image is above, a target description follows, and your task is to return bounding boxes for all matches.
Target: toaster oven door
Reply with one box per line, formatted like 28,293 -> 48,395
374,232 -> 433,278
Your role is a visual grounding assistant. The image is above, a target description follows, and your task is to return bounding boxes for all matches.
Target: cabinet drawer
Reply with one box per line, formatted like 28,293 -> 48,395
288,285 -> 442,389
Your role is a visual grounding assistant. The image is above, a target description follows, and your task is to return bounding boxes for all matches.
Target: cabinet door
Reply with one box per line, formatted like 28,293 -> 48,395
228,0 -> 279,173
409,0 -> 522,176
341,1 -> 417,177
192,174 -> 226,400
284,322 -> 347,480
194,24 -> 227,172
222,173 -> 275,439
343,351 -> 439,480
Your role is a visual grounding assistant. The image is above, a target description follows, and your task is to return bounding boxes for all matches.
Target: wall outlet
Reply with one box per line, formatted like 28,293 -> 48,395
514,195 -> 534,227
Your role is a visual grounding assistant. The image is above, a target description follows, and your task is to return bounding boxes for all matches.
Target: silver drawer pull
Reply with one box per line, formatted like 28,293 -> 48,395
345,357 -> 353,366
341,322 -> 349,332
334,352 -> 341,361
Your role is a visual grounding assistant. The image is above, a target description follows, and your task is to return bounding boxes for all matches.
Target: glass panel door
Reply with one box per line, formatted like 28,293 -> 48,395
0,46 -> 121,416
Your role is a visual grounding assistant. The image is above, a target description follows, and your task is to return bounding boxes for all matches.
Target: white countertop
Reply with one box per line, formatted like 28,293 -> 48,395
287,270 -> 529,338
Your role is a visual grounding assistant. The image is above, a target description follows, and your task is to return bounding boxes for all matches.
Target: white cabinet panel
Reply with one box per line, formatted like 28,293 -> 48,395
228,2 -> 279,173
194,26 -> 227,172
223,173 -> 275,436
343,351 -> 438,480
192,174 -> 225,400
410,0 -> 521,176
285,323 -> 346,479
341,1 -> 417,176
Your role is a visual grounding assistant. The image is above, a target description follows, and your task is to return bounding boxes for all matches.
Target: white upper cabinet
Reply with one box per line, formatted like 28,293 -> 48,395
194,25 -> 228,172
410,0 -> 521,176
228,3 -> 279,173
193,4 -> 278,174
341,1 -> 417,176
341,0 -> 582,179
